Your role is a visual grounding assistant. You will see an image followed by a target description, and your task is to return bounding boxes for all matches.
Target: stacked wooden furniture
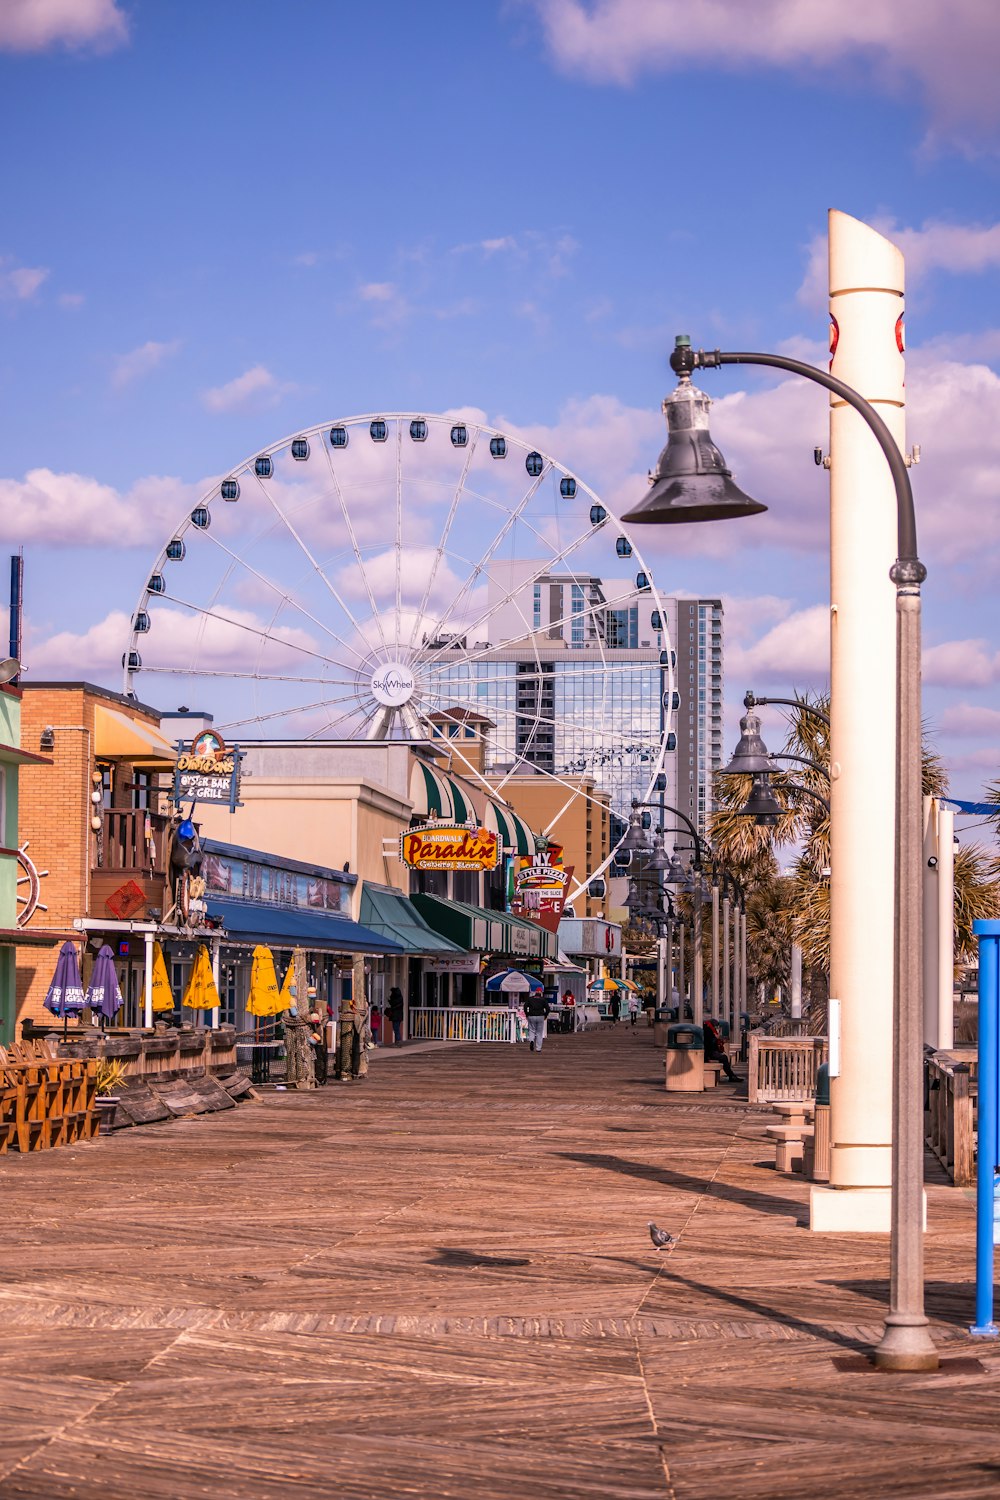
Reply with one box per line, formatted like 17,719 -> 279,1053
925,1048 -> 976,1187
0,1039 -> 98,1152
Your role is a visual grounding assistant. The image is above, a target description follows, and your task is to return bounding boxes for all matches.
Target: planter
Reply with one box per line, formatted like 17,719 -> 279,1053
94,1096 -> 119,1135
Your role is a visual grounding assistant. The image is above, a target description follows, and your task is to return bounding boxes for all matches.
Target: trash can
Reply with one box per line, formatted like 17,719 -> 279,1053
809,1062 -> 831,1182
665,1023 -> 704,1093
652,1008 -> 671,1048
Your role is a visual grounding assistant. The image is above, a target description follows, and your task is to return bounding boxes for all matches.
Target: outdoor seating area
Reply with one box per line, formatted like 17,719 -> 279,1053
0,1038 -> 98,1152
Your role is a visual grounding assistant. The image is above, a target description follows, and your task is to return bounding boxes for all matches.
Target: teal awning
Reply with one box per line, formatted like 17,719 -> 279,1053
411,894 -> 555,959
359,885 -> 466,956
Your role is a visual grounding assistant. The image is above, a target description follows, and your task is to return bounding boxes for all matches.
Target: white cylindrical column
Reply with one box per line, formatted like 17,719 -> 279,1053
812,210 -> 904,1232
937,804 -> 955,1049
790,944 -> 803,1020
143,930 -> 154,1029
922,797 -> 940,1048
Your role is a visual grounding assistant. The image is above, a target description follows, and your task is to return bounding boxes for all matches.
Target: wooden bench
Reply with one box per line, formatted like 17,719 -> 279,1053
703,1061 -> 723,1088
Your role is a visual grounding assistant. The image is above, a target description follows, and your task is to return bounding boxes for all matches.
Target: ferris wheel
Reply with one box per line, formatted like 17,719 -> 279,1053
123,413 -> 676,890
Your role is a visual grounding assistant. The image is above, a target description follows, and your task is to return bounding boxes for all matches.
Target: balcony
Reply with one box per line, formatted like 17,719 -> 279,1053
91,809 -> 172,921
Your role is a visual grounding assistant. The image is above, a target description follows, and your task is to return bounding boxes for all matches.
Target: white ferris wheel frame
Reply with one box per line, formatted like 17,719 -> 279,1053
123,412 -> 677,900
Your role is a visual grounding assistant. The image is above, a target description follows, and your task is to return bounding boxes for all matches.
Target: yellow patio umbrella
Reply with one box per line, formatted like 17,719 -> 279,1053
247,945 -> 281,1017
150,941 -> 175,1013
182,944 -> 220,1013
277,960 -> 296,1008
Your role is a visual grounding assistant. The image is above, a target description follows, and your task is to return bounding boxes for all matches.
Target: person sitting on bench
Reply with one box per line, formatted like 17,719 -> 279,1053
703,1016 -> 739,1082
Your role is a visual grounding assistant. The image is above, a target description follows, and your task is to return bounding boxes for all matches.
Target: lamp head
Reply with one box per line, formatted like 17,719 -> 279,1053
739,772 -> 784,826
622,342 -> 767,527
723,706 -> 774,775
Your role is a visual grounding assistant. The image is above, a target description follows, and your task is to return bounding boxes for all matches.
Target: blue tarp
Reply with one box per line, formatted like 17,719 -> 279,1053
206,899 -> 404,955
942,799 -> 999,816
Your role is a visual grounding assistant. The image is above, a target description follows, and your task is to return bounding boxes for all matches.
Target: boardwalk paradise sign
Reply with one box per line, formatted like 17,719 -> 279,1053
401,823 -> 500,872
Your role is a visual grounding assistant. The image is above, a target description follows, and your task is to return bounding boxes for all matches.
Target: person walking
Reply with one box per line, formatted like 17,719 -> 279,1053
627,989 -> 640,1027
609,991 -> 621,1025
524,989 -> 551,1052
387,985 -> 405,1045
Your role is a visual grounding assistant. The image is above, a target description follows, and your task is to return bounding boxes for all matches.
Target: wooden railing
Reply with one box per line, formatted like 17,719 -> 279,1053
409,1007 -> 523,1044
0,1040 -> 98,1152
748,1034 -> 827,1104
98,808 -> 171,873
925,1049 -> 976,1187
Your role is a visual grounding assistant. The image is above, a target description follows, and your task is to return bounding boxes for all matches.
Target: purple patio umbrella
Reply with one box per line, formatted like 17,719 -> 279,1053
43,941 -> 86,1020
84,945 -> 123,1022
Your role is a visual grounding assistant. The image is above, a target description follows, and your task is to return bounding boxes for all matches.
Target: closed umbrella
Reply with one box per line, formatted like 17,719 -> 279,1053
247,946 -> 281,1016
485,968 -> 543,995
150,942 -> 175,1013
278,960 -> 296,1012
182,945 -> 220,1014
84,945 -> 123,1022
44,941 -> 85,1019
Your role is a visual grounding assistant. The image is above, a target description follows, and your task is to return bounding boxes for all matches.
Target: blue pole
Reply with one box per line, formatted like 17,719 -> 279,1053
971,919 -> 1000,1337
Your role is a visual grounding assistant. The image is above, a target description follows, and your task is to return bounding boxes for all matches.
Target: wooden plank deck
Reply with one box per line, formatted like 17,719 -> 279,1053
0,1024 -> 996,1499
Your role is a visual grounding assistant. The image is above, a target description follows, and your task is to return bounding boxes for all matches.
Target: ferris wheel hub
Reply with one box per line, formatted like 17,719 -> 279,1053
370,661 -> 416,708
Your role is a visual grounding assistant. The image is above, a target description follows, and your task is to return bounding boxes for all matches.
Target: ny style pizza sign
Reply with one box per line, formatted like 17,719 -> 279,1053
401,824 -> 500,872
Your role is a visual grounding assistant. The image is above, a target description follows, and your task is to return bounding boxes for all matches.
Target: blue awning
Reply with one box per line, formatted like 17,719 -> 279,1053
206,899 -> 404,955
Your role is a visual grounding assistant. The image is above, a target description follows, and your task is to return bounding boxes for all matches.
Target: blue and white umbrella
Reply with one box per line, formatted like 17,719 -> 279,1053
85,945 -> 124,1021
43,941 -> 86,1018
485,968 -> 543,995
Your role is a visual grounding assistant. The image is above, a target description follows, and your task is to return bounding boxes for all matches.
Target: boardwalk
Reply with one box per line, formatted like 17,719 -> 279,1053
0,1025 -> 997,1499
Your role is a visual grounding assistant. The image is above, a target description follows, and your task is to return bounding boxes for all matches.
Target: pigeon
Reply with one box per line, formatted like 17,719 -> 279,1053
648,1222 -> 674,1250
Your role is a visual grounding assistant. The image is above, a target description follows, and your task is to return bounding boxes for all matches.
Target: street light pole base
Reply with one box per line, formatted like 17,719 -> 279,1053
873,1316 -> 940,1372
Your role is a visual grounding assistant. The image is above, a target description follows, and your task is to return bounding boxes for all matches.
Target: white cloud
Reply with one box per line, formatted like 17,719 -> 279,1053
57,291 -> 85,309
356,281 -> 410,329
0,468 -> 202,547
0,258 -> 49,300
726,604 -> 830,682
25,604 -> 320,684
527,0 -> 1000,145
359,282 -> 397,302
111,338 -> 182,390
201,365 -> 293,414
0,0 -> 128,52
940,703 -> 1000,738
923,639 -> 1000,688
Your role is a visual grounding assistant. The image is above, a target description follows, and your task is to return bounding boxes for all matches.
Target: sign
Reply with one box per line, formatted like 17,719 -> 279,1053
173,731 -> 243,810
401,823 -> 500,872
559,917 -> 622,959
201,849 -> 349,915
423,953 -> 483,975
511,845 -> 574,934
370,662 -> 416,707
105,879 -> 147,920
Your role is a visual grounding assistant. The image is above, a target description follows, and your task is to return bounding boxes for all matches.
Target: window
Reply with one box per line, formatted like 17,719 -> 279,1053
533,583 -> 542,630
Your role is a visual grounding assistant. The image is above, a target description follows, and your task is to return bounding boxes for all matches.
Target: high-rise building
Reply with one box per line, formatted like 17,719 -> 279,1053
421,566 -> 724,841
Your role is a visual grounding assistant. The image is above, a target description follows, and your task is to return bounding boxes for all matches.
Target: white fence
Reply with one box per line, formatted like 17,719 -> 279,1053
747,1034 -> 827,1104
408,1007 -> 523,1044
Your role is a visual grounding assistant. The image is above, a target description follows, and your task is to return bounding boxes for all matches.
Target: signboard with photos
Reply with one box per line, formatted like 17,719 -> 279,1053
510,844 -> 574,934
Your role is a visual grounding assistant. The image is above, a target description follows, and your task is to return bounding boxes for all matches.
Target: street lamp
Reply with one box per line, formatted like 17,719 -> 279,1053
624,335 -> 934,1373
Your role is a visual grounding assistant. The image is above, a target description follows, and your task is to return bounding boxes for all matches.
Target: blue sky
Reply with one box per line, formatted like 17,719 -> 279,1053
2,0 -> 1000,798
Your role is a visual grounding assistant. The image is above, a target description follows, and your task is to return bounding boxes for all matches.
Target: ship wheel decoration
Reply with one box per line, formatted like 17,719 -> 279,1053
16,842 -> 48,927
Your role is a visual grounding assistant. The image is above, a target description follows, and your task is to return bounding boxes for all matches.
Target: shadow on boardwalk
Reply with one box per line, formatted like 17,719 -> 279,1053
0,1024 -> 992,1500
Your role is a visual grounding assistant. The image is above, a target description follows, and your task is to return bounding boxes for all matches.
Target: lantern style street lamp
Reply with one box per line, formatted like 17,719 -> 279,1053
624,336 -> 934,1373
